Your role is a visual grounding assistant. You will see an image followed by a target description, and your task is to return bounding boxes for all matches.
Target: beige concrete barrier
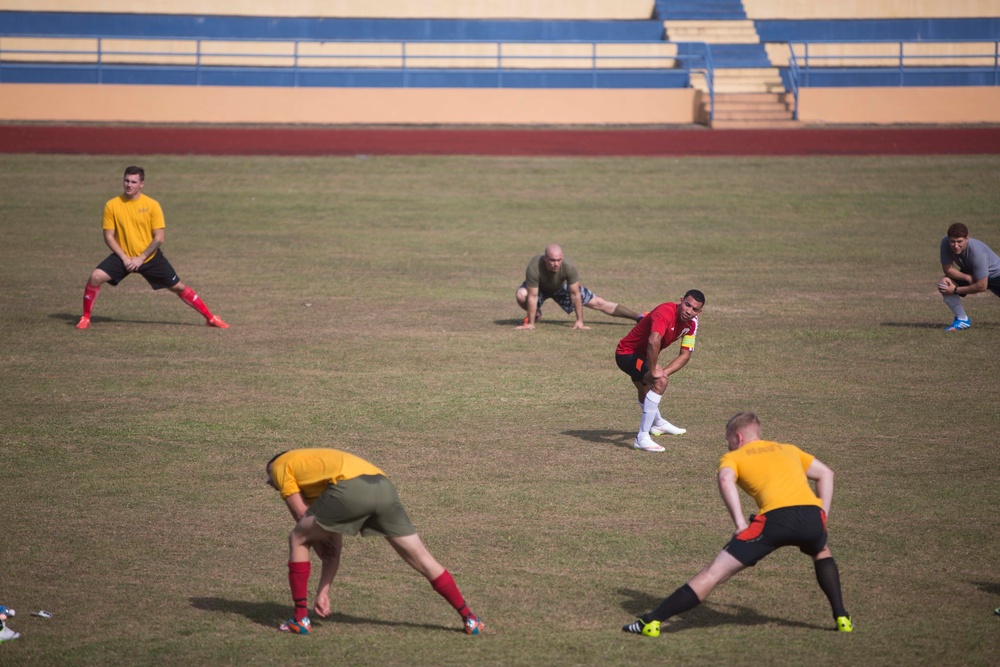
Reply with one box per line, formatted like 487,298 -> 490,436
799,87 -> 1000,124
0,83 -> 697,125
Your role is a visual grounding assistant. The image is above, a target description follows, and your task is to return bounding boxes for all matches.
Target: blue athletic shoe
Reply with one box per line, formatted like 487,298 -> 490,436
946,317 -> 971,331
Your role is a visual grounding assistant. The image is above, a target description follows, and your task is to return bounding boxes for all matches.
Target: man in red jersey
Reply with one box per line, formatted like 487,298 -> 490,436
615,290 -> 704,452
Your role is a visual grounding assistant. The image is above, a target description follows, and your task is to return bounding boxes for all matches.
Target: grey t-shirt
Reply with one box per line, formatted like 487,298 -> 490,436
940,236 -> 1000,282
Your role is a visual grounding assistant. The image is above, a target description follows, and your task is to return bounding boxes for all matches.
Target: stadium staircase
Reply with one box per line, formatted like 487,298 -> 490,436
655,0 -> 796,128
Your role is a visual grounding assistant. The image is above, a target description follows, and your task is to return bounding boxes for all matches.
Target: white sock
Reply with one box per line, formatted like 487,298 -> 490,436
942,294 -> 968,320
640,392 -> 662,436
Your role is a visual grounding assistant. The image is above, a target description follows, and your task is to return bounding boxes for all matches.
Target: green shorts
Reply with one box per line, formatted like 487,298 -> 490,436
307,474 -> 416,537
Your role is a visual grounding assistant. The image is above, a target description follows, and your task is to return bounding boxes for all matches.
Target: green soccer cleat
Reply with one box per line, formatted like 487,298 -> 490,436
836,616 -> 853,632
622,618 -> 660,637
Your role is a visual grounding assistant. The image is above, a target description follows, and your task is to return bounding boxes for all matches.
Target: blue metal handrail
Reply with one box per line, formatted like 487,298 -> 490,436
788,39 -> 1000,88
0,35 -> 711,89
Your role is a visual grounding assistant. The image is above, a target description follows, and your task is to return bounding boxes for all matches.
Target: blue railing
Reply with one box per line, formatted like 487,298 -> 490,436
787,40 -> 1000,120
0,35 -> 713,92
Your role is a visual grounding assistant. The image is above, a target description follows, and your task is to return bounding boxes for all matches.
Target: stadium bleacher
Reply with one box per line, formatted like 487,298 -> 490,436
0,0 -> 998,126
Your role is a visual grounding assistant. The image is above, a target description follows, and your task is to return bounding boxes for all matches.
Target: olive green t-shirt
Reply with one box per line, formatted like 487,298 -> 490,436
524,254 -> 580,294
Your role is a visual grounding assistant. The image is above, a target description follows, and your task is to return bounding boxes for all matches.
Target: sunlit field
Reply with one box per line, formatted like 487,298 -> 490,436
1,154 -> 998,666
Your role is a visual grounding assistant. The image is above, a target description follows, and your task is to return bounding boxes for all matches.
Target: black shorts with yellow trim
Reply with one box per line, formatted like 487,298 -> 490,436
616,352 -> 648,384
723,505 -> 827,567
307,474 -> 417,538
97,251 -> 180,290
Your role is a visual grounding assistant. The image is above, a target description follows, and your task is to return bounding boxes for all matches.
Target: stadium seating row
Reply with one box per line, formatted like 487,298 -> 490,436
0,37 -> 681,70
743,0 -> 999,20
2,0 -> 994,20
0,0 -> 656,20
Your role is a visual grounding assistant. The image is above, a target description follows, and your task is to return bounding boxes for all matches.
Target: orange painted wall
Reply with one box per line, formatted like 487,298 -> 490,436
798,87 -> 1000,125
0,84 -> 698,125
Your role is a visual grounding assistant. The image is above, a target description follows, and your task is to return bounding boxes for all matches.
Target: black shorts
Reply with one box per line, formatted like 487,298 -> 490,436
616,352 -> 648,384
723,505 -> 828,567
97,251 -> 180,290
952,277 -> 1000,298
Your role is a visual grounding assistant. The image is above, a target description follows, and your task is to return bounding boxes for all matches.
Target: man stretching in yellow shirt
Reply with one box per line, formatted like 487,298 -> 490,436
76,166 -> 228,330
623,412 -> 852,637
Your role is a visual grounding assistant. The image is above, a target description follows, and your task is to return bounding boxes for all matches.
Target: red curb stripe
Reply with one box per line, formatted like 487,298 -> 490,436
1,125 -> 999,156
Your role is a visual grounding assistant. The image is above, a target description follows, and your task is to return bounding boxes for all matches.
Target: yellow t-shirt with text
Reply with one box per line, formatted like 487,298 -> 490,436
102,193 -> 164,263
270,448 -> 386,506
718,440 -> 821,515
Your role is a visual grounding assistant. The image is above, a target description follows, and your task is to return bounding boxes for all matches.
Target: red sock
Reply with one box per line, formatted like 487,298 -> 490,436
178,286 -> 213,319
431,570 -> 471,618
288,561 -> 311,621
82,283 -> 100,317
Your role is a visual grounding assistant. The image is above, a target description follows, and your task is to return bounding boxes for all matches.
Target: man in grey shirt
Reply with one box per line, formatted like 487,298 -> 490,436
515,244 -> 644,330
937,223 -> 1000,331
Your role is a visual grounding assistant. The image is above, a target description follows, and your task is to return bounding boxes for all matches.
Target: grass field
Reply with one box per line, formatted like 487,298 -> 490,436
1,153 -> 998,666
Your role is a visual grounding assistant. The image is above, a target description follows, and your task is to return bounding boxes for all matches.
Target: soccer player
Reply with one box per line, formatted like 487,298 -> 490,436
937,223 -> 1000,331
514,244 -> 644,330
615,290 -> 704,452
75,166 -> 228,330
0,605 -> 18,643
623,412 -> 852,637
266,448 -> 483,636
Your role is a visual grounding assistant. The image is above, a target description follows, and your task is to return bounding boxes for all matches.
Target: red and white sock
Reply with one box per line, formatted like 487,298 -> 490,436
82,283 -> 100,317
178,286 -> 213,319
288,561 -> 311,621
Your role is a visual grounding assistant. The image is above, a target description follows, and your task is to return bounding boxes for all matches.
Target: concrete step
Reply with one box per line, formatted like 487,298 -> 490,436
711,119 -> 802,129
714,100 -> 792,112
713,67 -> 783,78
665,19 -> 756,30
713,108 -> 794,121
664,19 -> 761,44
714,92 -> 791,104
712,82 -> 787,93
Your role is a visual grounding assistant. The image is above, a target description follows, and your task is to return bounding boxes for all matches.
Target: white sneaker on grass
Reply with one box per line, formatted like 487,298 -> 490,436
0,623 -> 20,642
633,434 -> 665,452
651,420 -> 686,436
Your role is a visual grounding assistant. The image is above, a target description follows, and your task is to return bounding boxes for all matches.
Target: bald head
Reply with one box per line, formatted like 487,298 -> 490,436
542,244 -> 565,272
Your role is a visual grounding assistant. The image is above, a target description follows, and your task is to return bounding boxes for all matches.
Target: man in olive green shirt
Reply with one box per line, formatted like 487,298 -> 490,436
515,244 -> 643,330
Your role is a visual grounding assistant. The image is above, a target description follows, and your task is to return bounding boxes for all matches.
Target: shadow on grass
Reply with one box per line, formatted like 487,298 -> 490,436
617,587 -> 828,632
972,580 -> 1000,596
51,312 -> 200,327
493,318 -> 628,328
880,321 -> 1000,330
189,596 -> 460,633
562,429 -> 635,449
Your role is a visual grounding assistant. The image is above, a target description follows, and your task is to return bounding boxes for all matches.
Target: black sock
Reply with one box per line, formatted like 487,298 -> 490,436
814,557 -> 848,618
643,583 -> 701,623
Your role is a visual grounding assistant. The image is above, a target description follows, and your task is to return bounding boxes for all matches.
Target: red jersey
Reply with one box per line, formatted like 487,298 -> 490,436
616,301 -> 698,356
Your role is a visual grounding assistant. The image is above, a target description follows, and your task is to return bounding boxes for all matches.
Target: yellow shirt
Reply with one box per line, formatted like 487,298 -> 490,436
718,440 -> 821,514
102,193 -> 164,263
270,448 -> 386,506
